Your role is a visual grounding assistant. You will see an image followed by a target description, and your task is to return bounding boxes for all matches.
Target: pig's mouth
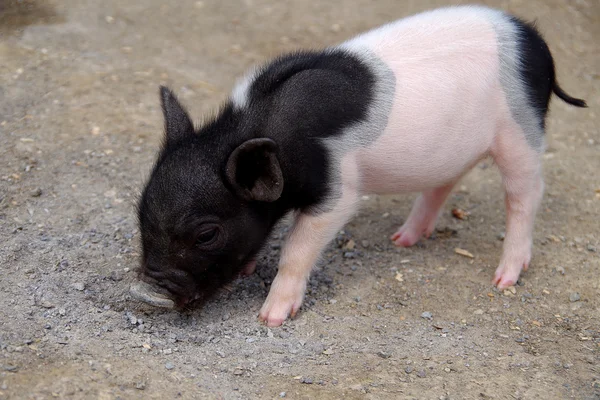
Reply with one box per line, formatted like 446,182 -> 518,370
130,259 -> 258,310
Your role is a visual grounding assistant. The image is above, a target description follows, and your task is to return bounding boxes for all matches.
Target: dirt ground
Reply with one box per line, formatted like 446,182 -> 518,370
1,0 -> 598,399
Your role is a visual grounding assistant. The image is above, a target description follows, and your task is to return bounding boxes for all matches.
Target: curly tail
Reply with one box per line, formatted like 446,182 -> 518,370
553,83 -> 587,107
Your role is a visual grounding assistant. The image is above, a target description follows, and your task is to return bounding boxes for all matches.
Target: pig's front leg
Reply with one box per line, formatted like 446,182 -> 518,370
259,180 -> 359,327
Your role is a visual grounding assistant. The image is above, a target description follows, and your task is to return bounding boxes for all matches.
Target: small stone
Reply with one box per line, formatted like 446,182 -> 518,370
233,368 -> 243,375
2,365 -> 18,372
556,266 -> 565,275
110,270 -> 123,281
497,232 -> 505,241
417,370 -> 426,378
421,311 -> 433,320
569,292 -> 580,302
279,392 -> 286,398
129,315 -> 138,325
163,348 -> 172,355
361,240 -> 370,248
222,313 -> 230,321
587,244 -> 597,252
135,381 -> 146,390
377,350 -> 391,359
405,366 -> 413,374
40,301 -> 54,309
444,367 -> 451,372
58,308 -> 66,316
343,239 -> 355,250
30,188 -> 42,197
165,362 -> 174,370
301,377 -> 313,384
72,282 -> 85,291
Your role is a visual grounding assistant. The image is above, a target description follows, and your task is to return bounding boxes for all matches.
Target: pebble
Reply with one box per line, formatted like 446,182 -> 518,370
110,270 -> 123,281
421,311 -> 433,320
556,266 -> 565,275
416,370 -> 426,378
279,392 -> 286,398
300,377 -> 313,384
71,282 -> 85,291
377,350 -> 391,359
1,365 -> 18,372
405,366 -> 413,374
165,362 -> 174,370
233,368 -> 243,375
222,313 -> 231,321
569,292 -> 581,302
135,381 -> 146,390
30,188 -> 42,197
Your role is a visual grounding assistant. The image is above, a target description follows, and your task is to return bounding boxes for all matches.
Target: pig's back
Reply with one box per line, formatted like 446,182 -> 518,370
337,6 -> 515,193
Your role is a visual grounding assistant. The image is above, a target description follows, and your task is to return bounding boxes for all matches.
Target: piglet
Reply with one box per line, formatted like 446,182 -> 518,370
132,5 -> 586,326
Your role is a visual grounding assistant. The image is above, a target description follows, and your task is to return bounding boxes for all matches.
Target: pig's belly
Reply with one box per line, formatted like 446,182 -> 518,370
356,97 -> 499,194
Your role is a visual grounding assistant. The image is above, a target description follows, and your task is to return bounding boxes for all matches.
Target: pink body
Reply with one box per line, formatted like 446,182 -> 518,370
256,6 -> 549,326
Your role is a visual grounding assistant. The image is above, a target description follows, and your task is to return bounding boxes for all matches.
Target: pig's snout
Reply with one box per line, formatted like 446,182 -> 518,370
129,280 -> 176,309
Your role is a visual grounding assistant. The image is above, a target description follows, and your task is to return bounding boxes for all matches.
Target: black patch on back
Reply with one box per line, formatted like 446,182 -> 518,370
236,49 -> 376,210
510,17 -> 555,127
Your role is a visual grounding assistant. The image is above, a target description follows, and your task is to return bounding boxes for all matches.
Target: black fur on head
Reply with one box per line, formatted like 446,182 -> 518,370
137,87 -> 286,307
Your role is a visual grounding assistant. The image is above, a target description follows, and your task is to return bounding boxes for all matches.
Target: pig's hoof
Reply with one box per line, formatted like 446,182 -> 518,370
493,260 -> 529,289
391,229 -> 421,247
240,260 -> 257,277
258,275 -> 306,327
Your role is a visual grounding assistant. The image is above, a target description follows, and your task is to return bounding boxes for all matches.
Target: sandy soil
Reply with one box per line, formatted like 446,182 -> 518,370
1,0 -> 599,399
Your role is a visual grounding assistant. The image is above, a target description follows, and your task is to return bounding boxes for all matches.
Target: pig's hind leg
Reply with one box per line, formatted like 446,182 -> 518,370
491,128 -> 544,289
391,182 -> 456,247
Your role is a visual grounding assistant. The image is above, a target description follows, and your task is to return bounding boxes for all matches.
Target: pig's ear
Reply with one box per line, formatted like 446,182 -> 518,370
160,86 -> 194,145
225,138 -> 284,202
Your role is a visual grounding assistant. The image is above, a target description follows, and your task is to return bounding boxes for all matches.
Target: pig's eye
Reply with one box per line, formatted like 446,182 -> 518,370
195,226 -> 219,247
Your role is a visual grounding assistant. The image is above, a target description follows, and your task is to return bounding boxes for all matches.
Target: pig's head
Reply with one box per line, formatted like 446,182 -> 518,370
133,87 -> 285,308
